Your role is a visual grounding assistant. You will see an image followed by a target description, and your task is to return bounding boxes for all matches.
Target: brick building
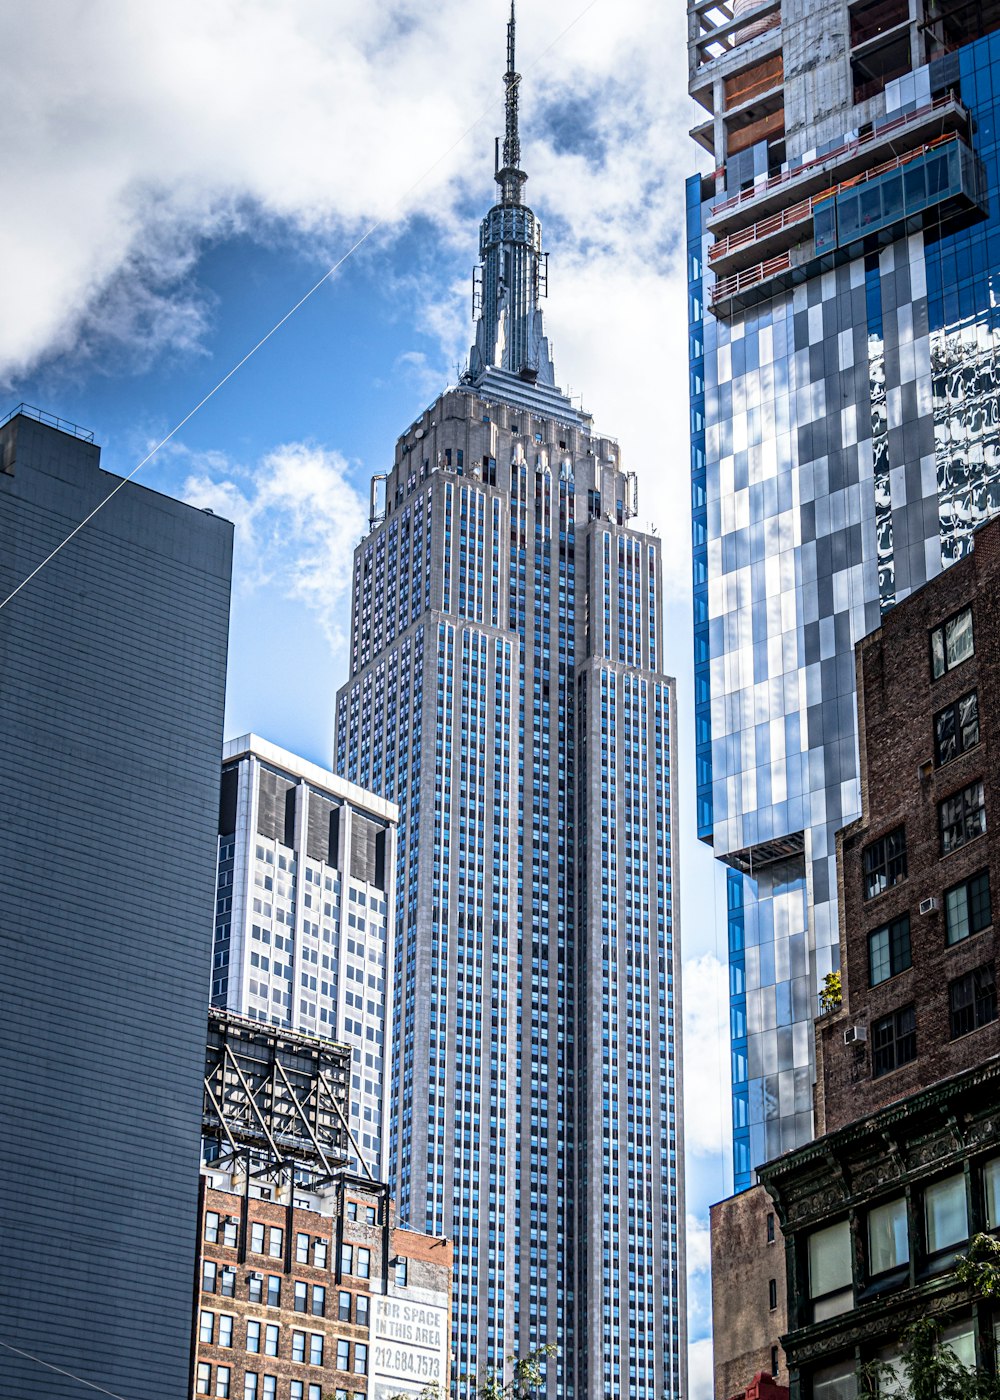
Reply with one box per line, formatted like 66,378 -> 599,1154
816,516 -> 1000,1130
194,1176 -> 451,1400
710,1185 -> 788,1399
194,1010 -> 452,1400
755,519 -> 1000,1395
714,517 -> 1000,1397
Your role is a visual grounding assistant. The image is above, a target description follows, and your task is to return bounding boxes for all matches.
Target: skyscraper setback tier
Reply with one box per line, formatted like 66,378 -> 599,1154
0,408 -> 232,1400
335,14 -> 684,1394
688,0 -> 1000,1185
336,387 -> 682,1400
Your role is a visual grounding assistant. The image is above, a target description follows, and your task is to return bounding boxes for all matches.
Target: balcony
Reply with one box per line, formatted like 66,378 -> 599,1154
709,131 -> 985,317
708,130 -> 972,278
707,90 -> 968,234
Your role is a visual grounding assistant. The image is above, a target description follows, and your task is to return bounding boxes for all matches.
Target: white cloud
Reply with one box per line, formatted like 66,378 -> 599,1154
688,1337 -> 715,1400
0,0 -> 707,608
683,952 -> 733,1167
686,1209 -> 715,1348
183,441 -> 368,647
687,1210 -> 712,1276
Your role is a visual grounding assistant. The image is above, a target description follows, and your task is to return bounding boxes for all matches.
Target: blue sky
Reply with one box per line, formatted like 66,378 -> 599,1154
1,2 -> 731,1390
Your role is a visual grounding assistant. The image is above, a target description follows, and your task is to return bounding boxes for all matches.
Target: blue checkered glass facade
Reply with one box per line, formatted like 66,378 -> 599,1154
690,19 -> 1000,1185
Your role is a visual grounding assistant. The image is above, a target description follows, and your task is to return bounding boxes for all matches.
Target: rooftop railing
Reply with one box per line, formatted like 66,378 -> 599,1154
709,91 -> 964,219
0,402 -> 95,443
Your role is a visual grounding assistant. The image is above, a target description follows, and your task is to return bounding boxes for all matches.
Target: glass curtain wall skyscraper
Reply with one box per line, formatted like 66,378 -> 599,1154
688,0 -> 1000,1186
335,8 -> 685,1397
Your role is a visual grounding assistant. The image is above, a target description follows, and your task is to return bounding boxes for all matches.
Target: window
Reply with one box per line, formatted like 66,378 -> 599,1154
864,828 -> 907,900
945,871 -> 991,945
355,1295 -> 369,1326
248,1275 -> 263,1303
872,1005 -> 916,1076
341,1244 -> 353,1275
202,1261 -> 217,1294
312,1284 -> 326,1317
197,1363 -> 212,1396
219,1316 -> 233,1348
925,1174 -> 968,1254
354,1343 -> 368,1375
266,1276 -> 281,1307
250,1222 -> 265,1253
931,606 -> 974,678
339,1290 -> 352,1322
867,1197 -> 908,1275
942,1322 -> 976,1370
935,691 -> 979,765
296,1232 -> 310,1263
292,1331 -> 306,1363
313,1238 -> 328,1268
357,1247 -> 371,1279
291,1386 -> 304,1400
768,1277 -> 777,1310
295,1281 -> 308,1312
771,1347 -> 779,1378
940,780 -> 986,854
346,1202 -> 358,1221
199,1311 -> 214,1345
219,1267 -> 236,1298
264,1324 -> 279,1357
222,1218 -> 238,1248
247,1321 -> 261,1354
205,1212 -> 220,1243
262,1381 -> 276,1400
268,1227 -> 283,1258
365,1206 -> 377,1225
807,1220 -> 853,1320
949,965 -> 997,1038
394,1258 -> 408,1287
244,1376 -> 258,1400
812,1361 -> 858,1399
310,1334 -> 324,1366
215,1368 -> 231,1399
983,1158 -> 1000,1229
766,1212 -> 775,1244
338,1339 -> 351,1370
868,916 -> 911,986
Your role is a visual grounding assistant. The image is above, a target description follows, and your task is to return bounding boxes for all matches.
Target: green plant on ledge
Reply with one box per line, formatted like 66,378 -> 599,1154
819,969 -> 842,1014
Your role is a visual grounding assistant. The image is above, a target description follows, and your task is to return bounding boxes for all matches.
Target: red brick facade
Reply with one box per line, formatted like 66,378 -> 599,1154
818,518 -> 1000,1132
193,1176 -> 451,1400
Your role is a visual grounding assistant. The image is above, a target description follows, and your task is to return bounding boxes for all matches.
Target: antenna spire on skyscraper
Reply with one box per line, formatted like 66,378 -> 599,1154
497,0 -> 526,206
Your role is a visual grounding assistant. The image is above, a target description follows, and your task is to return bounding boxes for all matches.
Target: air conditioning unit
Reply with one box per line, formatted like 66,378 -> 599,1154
251,1271 -> 264,1280
227,1216 -> 239,1225
919,896 -> 939,915
844,1025 -> 867,1045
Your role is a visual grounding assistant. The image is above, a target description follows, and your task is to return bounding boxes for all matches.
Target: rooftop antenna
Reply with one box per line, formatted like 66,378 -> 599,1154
496,0 -> 526,206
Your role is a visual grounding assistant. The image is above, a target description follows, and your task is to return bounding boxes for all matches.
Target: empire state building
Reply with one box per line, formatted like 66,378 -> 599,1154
335,8 -> 685,1394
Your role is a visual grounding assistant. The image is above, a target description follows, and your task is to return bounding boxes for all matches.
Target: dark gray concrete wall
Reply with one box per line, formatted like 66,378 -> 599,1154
0,414 -> 232,1400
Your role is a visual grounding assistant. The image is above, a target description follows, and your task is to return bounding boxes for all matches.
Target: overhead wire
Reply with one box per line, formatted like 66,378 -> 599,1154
0,0 -> 615,1389
0,1340 -> 131,1400
0,0 -> 602,616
